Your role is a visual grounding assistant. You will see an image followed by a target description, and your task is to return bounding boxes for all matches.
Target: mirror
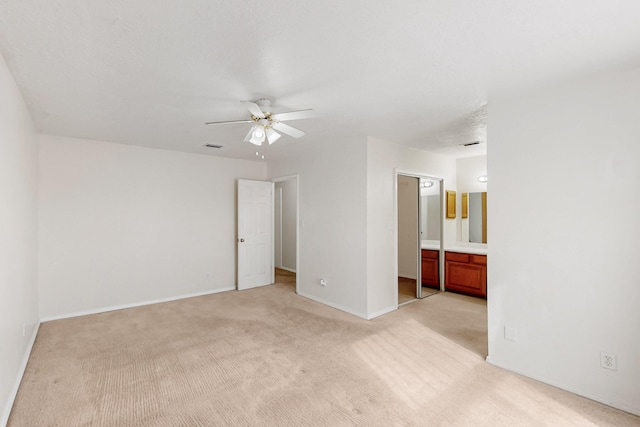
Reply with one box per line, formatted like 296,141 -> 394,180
420,180 -> 441,243
462,192 -> 487,243
419,177 -> 441,298
455,154 -> 487,244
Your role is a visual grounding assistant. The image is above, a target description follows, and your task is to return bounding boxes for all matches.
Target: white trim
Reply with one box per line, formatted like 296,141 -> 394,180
2,321 -> 40,427
271,182 -> 275,285
296,290 -> 367,320
485,356 -> 640,417
438,179 -> 445,291
366,305 -> 398,320
395,169 -> 444,181
398,298 -> 419,308
39,287 -> 236,323
295,176 -> 299,295
270,174 -> 298,183
277,266 -> 297,274
393,172 -> 399,304
278,186 -> 283,268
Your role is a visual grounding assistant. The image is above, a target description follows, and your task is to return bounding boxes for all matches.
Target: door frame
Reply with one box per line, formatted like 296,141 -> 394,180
271,174 -> 300,294
395,170 -> 445,305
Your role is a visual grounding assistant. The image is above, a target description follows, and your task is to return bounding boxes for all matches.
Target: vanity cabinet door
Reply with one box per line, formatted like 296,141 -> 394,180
445,252 -> 487,297
421,249 -> 439,288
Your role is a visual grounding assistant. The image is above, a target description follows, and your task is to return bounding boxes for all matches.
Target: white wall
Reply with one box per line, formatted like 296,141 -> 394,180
38,135 -> 266,319
488,67 -> 640,415
397,175 -> 418,279
456,155 -> 487,194
274,178 -> 297,272
268,138 -> 368,318
366,137 -> 456,318
0,54 -> 39,425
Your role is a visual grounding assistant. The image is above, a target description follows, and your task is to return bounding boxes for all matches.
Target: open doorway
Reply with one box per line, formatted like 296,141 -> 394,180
273,175 -> 298,293
397,173 -> 443,306
397,175 -> 420,304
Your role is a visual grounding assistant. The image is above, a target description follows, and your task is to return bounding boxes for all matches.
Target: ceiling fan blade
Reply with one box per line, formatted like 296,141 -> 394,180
266,128 -> 281,145
243,125 -> 258,142
243,101 -> 265,119
205,119 -> 253,125
270,109 -> 318,121
272,122 -> 305,138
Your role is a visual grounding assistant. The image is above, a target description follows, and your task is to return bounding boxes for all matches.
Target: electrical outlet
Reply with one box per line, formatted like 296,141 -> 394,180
320,279 -> 327,287
600,352 -> 617,371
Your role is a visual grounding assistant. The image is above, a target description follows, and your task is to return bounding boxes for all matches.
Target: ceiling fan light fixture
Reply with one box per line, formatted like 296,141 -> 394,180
244,125 -> 258,143
249,126 -> 265,145
266,128 -> 281,145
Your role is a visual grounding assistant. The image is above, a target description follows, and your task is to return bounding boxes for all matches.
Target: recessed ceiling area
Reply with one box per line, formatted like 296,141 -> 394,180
1,1 -> 639,160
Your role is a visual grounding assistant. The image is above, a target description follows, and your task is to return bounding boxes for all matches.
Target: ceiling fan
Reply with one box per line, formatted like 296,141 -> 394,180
205,98 -> 317,146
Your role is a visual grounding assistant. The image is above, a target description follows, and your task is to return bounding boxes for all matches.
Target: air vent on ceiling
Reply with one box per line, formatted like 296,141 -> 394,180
203,144 -> 223,149
462,141 -> 481,147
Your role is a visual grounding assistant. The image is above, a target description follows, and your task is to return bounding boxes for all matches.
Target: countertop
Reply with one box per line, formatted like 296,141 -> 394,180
444,246 -> 487,255
421,241 -> 487,255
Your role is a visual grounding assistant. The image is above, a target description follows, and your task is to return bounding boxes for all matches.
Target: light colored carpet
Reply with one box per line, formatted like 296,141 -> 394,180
408,290 -> 488,358
9,272 -> 639,426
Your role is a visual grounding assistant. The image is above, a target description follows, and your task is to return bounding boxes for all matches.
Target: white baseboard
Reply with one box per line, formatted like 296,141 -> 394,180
276,266 -> 296,273
40,286 -> 236,323
486,356 -> 640,417
2,321 -> 40,427
296,291 -> 368,320
366,305 -> 398,320
295,292 -> 397,321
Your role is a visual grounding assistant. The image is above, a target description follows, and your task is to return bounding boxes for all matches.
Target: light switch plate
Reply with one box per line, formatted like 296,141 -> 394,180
505,326 -> 518,342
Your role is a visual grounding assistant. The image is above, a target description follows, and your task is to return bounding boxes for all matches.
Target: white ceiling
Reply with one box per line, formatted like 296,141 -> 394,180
1,1 -> 640,161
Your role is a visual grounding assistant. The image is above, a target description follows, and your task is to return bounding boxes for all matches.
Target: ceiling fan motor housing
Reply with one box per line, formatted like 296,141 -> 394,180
255,98 -> 271,112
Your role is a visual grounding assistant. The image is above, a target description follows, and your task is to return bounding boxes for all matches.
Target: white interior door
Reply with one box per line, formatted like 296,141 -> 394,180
237,179 -> 274,290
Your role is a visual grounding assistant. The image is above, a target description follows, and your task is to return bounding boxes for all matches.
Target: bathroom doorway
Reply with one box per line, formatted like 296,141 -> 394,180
397,175 -> 419,304
397,173 -> 443,306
